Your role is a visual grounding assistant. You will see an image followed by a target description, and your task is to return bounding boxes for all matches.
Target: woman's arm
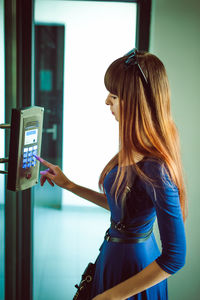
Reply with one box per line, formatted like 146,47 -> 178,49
36,155 -> 109,210
93,261 -> 170,300
68,183 -> 109,210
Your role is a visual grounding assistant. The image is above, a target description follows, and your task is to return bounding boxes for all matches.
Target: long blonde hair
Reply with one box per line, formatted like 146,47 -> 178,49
99,50 -> 187,221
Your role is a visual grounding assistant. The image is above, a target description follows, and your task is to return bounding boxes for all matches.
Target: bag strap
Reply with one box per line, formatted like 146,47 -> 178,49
114,170 -> 156,233
119,171 -> 137,225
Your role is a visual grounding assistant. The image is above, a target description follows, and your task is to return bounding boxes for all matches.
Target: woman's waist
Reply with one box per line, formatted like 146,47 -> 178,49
109,225 -> 153,236
109,214 -> 156,236
103,225 -> 153,245
108,224 -> 154,239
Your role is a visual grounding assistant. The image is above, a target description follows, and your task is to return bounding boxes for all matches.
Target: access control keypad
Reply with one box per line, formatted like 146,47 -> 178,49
22,145 -> 38,169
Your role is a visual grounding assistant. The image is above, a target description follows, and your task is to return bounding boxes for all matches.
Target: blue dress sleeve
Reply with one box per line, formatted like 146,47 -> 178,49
143,160 -> 186,275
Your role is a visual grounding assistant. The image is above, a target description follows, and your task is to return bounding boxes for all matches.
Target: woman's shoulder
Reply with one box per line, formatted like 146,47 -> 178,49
139,157 -> 176,189
138,159 -> 179,203
139,157 -> 164,175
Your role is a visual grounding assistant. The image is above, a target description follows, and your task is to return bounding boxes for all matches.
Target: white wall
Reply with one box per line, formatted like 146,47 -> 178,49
0,0 -> 5,204
150,0 -> 200,299
35,0 -> 137,206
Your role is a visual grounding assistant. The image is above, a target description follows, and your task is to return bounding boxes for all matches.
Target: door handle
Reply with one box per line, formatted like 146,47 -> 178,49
43,124 -> 57,140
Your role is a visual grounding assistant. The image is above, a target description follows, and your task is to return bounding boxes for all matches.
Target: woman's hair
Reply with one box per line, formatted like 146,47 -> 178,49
98,50 -> 187,221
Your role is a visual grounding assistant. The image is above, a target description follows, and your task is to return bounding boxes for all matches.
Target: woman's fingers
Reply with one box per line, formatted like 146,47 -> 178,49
40,175 -> 46,186
36,156 -> 68,188
46,177 -> 54,187
40,169 -> 55,180
34,155 -> 55,172
40,167 -> 55,187
40,174 -> 54,187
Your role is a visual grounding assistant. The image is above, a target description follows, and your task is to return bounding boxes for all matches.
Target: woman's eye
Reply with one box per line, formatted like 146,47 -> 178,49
111,95 -> 117,100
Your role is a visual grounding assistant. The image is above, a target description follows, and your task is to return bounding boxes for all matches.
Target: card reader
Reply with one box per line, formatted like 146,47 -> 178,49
7,106 -> 44,191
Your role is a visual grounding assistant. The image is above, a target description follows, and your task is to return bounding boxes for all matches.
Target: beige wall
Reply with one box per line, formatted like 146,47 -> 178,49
150,0 -> 200,299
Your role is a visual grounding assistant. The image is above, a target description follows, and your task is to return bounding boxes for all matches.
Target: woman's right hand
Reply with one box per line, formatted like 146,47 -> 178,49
34,155 -> 74,190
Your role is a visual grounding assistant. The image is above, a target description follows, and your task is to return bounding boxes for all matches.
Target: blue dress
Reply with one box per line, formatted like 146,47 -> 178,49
91,159 -> 186,299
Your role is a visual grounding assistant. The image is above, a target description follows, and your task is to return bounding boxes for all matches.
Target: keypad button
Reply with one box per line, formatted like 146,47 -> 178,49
22,145 -> 39,169
23,152 -> 28,158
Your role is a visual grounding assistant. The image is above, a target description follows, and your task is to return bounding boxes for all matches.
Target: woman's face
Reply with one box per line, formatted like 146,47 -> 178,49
105,93 -> 120,121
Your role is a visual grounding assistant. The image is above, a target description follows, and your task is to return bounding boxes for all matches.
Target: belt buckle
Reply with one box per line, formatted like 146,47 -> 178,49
115,222 -> 125,231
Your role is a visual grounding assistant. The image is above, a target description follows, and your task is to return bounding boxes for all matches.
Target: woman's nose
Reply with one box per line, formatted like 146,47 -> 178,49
105,96 -> 110,105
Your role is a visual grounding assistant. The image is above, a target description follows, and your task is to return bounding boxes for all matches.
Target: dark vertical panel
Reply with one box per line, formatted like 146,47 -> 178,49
4,0 -> 18,297
35,25 -> 64,163
136,0 -> 152,51
34,25 -> 64,208
4,0 -> 34,299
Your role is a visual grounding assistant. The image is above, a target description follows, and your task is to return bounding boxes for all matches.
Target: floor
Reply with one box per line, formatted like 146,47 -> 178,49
33,205 -> 110,300
0,204 -> 110,300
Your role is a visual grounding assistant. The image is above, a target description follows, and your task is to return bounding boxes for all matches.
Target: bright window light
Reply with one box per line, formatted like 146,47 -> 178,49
35,0 -> 137,206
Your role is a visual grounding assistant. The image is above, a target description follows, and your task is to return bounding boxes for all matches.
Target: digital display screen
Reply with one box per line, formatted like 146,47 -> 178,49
24,129 -> 38,145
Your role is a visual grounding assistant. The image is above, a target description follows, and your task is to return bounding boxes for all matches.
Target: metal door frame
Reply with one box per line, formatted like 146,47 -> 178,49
4,0 -> 34,299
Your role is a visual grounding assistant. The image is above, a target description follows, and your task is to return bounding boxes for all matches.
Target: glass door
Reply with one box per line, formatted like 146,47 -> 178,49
33,1 -> 137,299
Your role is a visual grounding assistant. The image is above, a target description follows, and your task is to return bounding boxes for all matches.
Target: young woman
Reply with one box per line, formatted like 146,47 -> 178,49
37,49 -> 186,300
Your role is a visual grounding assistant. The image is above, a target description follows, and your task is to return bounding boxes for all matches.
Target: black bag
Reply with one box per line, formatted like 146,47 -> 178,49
73,262 -> 96,300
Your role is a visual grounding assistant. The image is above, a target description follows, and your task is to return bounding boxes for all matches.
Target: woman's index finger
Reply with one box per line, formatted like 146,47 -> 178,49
34,155 -> 54,169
